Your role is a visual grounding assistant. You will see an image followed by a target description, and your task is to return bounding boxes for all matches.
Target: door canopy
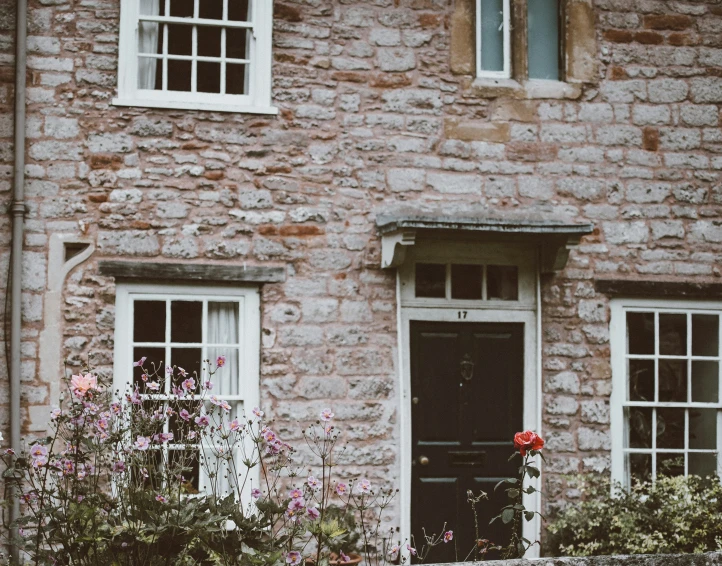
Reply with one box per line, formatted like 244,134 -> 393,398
376,207 -> 594,274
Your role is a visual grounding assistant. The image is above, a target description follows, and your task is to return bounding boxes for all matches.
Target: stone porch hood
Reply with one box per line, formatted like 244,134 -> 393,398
376,208 -> 594,274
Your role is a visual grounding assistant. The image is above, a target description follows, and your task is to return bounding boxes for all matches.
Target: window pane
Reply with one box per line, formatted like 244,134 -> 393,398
627,453 -> 652,484
199,0 -> 222,19
167,59 -> 192,91
659,313 -> 687,356
197,26 -> 221,57
626,407 -> 652,448
629,359 -> 654,402
689,409 -> 717,450
227,28 -> 249,60
692,361 -> 719,403
228,0 -> 250,22
171,348 -> 202,384
415,264 -> 446,298
527,0 -> 559,80
138,56 -> 163,90
658,359 -> 687,403
657,453 -> 684,478
487,265 -> 518,300
138,21 -> 162,55
167,24 -> 192,55
169,0 -> 193,18
692,315 -> 719,357
134,300 -> 166,342
170,449 -> 200,493
197,61 -> 221,93
133,347 -> 165,389
689,452 -> 717,478
479,0 -> 505,72
208,303 -> 240,344
657,408 -> 685,449
451,264 -> 482,300
171,301 -> 202,343
626,312 -> 654,355
226,64 -> 248,95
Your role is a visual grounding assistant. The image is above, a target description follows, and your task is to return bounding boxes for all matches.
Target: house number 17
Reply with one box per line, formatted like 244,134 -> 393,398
458,311 -> 468,319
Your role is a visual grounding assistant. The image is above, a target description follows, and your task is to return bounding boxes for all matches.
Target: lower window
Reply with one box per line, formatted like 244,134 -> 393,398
113,283 -> 260,495
611,300 -> 722,486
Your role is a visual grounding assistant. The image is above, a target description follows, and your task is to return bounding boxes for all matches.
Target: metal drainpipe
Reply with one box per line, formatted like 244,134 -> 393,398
9,0 -> 27,562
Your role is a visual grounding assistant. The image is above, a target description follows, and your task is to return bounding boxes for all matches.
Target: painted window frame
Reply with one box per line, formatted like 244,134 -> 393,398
475,0 -> 512,79
113,0 -> 277,114
112,282 -> 261,498
475,0 -> 564,83
610,298 -> 722,488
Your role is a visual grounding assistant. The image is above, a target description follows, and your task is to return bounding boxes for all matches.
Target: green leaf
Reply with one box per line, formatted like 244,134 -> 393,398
501,508 -> 515,524
524,511 -> 534,522
526,466 -> 541,478
507,489 -> 520,499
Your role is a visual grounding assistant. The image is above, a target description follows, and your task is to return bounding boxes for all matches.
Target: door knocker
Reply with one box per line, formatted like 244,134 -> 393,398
460,353 -> 474,381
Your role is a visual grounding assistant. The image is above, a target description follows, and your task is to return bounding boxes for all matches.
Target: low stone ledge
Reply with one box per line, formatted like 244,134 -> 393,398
595,278 -> 722,298
430,552 -> 722,566
98,260 -> 286,284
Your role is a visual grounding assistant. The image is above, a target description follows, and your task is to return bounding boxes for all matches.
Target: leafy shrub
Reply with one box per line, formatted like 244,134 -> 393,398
547,474 -> 722,556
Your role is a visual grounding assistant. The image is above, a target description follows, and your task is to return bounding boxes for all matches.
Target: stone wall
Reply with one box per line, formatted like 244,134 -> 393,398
0,0 -> 721,538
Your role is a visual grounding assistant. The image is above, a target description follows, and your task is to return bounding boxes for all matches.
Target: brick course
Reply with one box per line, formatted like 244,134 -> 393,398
1,0 -> 722,546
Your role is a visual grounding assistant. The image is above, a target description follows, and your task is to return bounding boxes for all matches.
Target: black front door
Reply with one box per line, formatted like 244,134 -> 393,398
410,321 -> 524,563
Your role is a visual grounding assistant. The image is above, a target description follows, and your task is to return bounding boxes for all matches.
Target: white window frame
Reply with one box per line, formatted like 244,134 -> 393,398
112,282 -> 261,499
113,0 -> 277,114
610,298 -> 722,488
475,0 -> 512,79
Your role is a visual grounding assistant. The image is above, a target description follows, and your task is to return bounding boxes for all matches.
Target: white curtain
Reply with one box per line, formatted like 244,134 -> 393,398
206,302 -> 241,498
138,0 -> 160,89
208,302 -> 240,396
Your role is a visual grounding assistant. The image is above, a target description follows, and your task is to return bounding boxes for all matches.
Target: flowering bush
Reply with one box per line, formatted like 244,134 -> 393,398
0,357 -> 543,565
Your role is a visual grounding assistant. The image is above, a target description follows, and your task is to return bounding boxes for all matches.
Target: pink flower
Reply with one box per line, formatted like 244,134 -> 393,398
71,373 -> 98,398
335,482 -> 348,496
263,429 -> 277,443
187,431 -> 197,440
229,418 -> 241,432
129,388 -> 142,405
158,432 -> 174,443
29,444 -> 48,467
62,460 -> 75,476
112,461 -> 126,474
50,408 -> 62,420
133,357 -> 147,367
155,494 -> 167,504
134,436 -> 150,450
251,488 -> 262,499
339,551 -> 351,563
204,380 -> 213,390
307,506 -> 320,520
95,418 -> 109,432
182,378 -> 196,392
216,355 -> 226,368
177,367 -> 187,377
307,475 -> 320,491
146,381 -> 160,392
406,544 -> 417,556
179,409 -> 192,421
356,478 -> 371,494
288,498 -> 305,512
210,396 -> 232,412
195,414 -> 210,427
252,407 -> 264,419
387,545 -> 400,558
286,551 -> 302,566
444,530 -> 453,543
320,408 -> 334,422
289,488 -> 304,500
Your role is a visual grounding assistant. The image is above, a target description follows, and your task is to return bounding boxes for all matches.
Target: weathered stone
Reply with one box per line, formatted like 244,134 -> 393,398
445,119 -> 510,142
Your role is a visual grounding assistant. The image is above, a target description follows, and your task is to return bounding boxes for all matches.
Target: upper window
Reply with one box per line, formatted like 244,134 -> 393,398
113,283 -> 261,497
611,301 -> 722,487
476,0 -> 561,81
114,0 -> 275,114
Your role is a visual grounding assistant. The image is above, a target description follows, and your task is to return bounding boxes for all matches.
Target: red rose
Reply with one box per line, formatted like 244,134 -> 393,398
513,430 -> 544,456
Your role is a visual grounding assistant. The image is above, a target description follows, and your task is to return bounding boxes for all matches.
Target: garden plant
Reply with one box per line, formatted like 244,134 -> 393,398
0,357 -> 543,565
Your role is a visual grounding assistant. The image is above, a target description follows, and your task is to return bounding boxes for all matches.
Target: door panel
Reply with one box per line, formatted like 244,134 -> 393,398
411,321 -> 524,563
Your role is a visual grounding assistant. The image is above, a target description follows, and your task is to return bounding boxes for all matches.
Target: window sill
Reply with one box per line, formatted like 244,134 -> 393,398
468,77 -> 582,100
111,97 -> 279,115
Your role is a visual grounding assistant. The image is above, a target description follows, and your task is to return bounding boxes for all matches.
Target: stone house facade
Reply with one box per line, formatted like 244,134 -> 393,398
2,0 -> 722,555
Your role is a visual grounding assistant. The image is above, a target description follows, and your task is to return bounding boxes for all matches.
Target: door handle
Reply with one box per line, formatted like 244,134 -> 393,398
418,456 -> 430,466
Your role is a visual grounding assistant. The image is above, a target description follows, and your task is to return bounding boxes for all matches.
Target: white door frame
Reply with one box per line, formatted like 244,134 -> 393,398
395,244 -> 542,558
